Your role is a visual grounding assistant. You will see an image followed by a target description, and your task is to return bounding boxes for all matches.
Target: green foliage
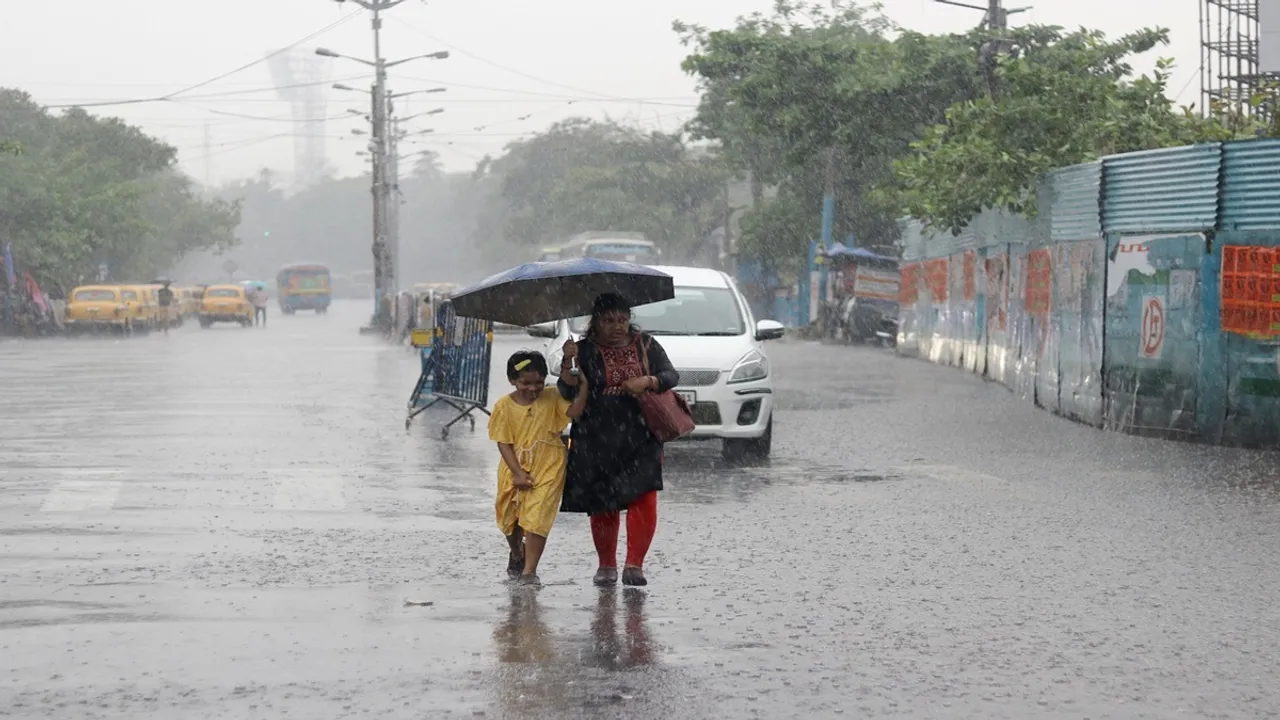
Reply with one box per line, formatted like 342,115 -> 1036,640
482,118 -> 730,260
0,89 -> 239,287
676,1 -> 982,263
888,27 -> 1251,233
679,4 -> 1260,258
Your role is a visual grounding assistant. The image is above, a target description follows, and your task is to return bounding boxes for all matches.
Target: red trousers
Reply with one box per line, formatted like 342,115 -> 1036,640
589,491 -> 658,569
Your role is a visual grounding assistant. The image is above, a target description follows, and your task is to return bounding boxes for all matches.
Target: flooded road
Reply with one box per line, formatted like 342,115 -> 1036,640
3,300 -> 1280,718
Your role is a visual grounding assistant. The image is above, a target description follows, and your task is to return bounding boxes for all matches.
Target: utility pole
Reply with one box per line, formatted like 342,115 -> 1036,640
331,0 -> 402,330
326,1 -> 446,331
386,97 -> 401,297
933,0 -> 1027,29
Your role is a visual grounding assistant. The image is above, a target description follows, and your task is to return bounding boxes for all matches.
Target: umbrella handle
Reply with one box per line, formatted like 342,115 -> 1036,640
569,357 -> 580,377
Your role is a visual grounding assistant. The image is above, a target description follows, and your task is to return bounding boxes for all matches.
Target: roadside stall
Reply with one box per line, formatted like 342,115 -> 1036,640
822,242 -> 901,345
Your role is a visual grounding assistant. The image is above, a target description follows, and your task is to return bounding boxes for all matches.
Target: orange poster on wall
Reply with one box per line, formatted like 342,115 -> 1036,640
962,251 -> 977,301
1025,248 -> 1052,317
924,258 -> 948,303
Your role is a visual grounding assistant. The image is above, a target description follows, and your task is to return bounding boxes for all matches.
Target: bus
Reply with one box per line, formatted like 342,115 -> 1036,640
350,269 -> 374,299
562,232 -> 661,264
276,263 -> 332,314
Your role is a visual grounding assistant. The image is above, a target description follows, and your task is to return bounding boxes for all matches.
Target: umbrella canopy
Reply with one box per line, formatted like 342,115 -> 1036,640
450,257 -> 674,326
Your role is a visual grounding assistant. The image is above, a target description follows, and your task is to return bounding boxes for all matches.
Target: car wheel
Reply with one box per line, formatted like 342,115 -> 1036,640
722,415 -> 772,464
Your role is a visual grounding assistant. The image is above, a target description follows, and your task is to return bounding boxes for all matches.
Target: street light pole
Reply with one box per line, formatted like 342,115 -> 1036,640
331,0 -> 404,328
387,94 -> 401,297
326,1 -> 445,330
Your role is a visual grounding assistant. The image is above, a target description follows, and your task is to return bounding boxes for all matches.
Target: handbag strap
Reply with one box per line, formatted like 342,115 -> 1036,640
636,333 -> 652,376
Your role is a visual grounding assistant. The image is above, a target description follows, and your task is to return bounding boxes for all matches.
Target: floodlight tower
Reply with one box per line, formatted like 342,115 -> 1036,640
268,49 -> 334,187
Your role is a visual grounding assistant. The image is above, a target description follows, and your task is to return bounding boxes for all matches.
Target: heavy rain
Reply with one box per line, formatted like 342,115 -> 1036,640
4,1 -> 1280,718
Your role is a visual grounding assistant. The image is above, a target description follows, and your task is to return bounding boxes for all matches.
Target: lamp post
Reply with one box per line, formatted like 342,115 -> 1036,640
317,1 -> 448,330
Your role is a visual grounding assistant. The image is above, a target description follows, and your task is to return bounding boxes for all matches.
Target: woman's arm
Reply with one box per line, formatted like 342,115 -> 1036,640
566,372 -> 589,420
645,337 -> 680,392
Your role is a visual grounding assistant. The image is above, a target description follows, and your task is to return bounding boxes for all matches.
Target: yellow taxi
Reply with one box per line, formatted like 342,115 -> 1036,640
65,285 -> 131,334
118,285 -> 158,332
178,287 -> 202,318
199,284 -> 253,328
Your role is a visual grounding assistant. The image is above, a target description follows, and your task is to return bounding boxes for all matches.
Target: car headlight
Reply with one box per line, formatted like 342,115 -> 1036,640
727,349 -> 769,384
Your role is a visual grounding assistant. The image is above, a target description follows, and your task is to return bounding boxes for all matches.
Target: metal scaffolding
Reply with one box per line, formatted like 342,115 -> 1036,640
1201,0 -> 1278,118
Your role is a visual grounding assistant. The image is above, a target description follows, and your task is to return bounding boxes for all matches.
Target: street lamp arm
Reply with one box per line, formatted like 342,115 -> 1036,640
385,51 -> 450,69
337,0 -> 407,10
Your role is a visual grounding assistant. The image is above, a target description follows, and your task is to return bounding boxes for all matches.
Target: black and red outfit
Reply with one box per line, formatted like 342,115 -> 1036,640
557,333 -> 679,569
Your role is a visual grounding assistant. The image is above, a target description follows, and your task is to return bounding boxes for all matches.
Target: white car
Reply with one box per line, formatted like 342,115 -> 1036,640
526,265 -> 785,461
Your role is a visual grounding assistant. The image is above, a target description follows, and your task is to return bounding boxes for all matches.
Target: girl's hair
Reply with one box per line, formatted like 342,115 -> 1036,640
506,350 -> 549,380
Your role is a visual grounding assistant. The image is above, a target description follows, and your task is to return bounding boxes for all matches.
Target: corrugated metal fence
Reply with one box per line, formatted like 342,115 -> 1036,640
897,138 -> 1280,446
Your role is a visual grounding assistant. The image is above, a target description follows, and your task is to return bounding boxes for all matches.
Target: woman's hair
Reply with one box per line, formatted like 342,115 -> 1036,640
506,350 -> 549,380
585,293 -> 639,341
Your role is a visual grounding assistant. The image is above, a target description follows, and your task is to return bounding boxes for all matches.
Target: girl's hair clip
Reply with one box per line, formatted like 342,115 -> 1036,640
514,359 -> 532,371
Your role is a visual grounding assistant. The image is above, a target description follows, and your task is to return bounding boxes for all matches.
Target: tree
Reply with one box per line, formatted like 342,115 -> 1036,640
484,117 -> 730,260
676,1 -> 984,265
889,27 -> 1256,233
0,89 -> 240,286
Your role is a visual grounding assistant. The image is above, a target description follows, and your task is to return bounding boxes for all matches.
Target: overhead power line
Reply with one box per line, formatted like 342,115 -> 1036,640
43,11 -> 359,109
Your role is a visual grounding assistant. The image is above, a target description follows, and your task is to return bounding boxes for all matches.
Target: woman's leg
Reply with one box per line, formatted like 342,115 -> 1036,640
624,491 -> 658,569
590,512 -> 620,567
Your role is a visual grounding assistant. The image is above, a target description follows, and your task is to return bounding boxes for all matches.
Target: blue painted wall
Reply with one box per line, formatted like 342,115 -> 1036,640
896,138 -> 1280,447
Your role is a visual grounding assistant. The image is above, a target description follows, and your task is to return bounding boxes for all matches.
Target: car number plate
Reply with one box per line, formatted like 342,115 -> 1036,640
676,390 -> 696,404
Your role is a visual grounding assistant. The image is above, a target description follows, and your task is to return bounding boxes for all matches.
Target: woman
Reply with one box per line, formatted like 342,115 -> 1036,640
558,293 -> 680,587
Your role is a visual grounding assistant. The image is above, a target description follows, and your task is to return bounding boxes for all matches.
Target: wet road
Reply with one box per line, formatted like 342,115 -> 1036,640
3,301 -> 1280,719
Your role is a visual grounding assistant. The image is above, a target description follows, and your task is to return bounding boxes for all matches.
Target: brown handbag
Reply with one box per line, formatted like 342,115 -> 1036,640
636,336 -> 695,443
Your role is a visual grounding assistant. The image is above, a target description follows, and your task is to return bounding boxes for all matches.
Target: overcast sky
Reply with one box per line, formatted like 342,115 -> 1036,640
0,0 -> 1199,186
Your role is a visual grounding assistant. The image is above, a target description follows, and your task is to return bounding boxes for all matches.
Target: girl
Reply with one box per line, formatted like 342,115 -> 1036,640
488,350 -> 588,586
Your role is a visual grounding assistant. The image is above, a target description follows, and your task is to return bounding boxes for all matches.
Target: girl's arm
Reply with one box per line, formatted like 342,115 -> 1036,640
566,372 -> 589,420
497,443 -> 533,488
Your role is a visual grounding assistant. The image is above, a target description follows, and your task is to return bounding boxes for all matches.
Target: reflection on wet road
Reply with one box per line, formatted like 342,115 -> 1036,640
3,300 -> 1280,718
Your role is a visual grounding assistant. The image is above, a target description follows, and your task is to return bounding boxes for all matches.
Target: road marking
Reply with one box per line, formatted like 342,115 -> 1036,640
41,481 -> 122,512
273,477 -> 345,511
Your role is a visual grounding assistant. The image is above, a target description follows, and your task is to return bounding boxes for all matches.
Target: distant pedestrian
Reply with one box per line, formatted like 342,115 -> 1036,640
488,350 -> 587,586
558,293 -> 679,587
157,282 -> 175,335
251,287 -> 268,327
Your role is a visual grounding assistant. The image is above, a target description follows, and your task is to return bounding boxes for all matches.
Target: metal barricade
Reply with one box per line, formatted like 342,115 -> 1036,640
404,299 -> 494,437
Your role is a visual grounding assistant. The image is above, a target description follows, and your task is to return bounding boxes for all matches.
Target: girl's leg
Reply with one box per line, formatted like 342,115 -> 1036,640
624,491 -> 658,569
505,525 -> 524,578
522,532 -> 547,577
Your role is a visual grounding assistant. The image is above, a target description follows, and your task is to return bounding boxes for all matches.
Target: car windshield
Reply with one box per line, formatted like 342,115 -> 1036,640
583,244 -> 658,263
74,289 -> 116,302
570,286 -> 745,336
207,288 -> 240,298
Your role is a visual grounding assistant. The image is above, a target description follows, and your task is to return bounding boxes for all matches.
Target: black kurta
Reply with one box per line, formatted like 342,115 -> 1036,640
558,334 -> 680,515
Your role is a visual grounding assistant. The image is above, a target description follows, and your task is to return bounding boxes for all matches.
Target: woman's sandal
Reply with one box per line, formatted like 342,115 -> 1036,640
507,552 -> 525,579
593,567 -> 619,586
622,567 -> 647,586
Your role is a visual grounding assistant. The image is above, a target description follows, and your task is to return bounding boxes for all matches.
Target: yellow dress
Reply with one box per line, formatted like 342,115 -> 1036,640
488,388 -> 572,537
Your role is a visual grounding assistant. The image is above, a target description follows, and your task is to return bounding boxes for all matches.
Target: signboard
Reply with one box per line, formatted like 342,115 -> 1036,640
854,268 -> 900,302
1140,296 -> 1165,359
